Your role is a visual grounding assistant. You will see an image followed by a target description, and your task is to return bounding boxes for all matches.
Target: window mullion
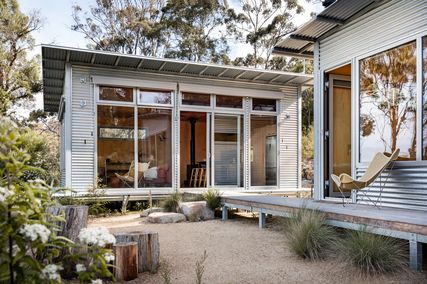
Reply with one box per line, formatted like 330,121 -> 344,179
416,37 -> 423,161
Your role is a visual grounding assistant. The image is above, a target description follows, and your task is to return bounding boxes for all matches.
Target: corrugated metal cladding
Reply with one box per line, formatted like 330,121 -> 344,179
279,86 -> 299,189
60,121 -> 66,187
319,0 -> 427,70
318,0 -> 427,210
71,68 -> 95,191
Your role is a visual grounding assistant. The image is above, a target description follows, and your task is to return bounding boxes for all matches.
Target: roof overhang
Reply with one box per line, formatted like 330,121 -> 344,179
42,45 -> 313,112
273,0 -> 386,58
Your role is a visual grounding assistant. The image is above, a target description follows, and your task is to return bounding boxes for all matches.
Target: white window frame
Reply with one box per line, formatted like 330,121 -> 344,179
137,88 -> 174,108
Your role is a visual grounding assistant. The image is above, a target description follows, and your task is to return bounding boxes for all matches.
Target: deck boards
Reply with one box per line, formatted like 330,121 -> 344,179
220,192 -> 427,237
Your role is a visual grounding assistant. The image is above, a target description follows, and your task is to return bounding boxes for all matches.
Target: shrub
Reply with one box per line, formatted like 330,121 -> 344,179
161,192 -> 182,212
202,188 -> 221,210
284,208 -> 337,260
338,229 -> 407,275
195,250 -> 208,284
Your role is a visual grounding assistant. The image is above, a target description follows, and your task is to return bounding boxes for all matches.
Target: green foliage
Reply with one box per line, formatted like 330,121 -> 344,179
0,117 -> 113,283
195,250 -> 208,284
302,125 -> 314,161
338,229 -> 407,275
161,192 -> 182,213
284,208 -> 337,260
202,188 -> 222,211
0,0 -> 42,115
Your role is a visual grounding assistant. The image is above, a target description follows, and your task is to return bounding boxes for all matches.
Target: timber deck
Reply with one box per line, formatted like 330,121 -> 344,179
220,191 -> 427,270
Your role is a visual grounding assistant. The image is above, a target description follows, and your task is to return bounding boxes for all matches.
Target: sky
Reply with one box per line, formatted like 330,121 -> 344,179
17,0 -> 324,113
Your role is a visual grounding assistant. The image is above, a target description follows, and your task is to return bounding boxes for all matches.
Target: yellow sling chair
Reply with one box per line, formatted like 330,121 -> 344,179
331,148 -> 400,207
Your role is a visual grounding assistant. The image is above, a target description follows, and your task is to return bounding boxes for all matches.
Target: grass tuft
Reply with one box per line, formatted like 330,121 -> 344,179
202,188 -> 222,210
195,250 -> 208,284
338,228 -> 407,275
161,192 -> 182,213
284,207 -> 337,260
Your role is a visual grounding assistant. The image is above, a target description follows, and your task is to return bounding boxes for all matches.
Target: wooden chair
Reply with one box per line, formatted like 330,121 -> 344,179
331,148 -> 400,207
189,168 -> 199,187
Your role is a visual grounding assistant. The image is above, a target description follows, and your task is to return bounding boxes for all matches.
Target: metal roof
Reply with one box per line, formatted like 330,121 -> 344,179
42,45 -> 313,112
273,0 -> 381,58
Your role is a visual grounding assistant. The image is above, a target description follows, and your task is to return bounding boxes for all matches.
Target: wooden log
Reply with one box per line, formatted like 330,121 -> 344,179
113,242 -> 138,281
114,231 -> 160,273
46,205 -> 89,242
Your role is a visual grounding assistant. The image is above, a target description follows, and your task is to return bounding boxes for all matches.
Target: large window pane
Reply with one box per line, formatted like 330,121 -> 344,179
423,37 -> 427,159
97,106 -> 135,188
216,95 -> 242,108
99,86 -> 133,102
138,89 -> 172,105
138,108 -> 172,188
359,41 -> 417,162
251,115 -> 277,186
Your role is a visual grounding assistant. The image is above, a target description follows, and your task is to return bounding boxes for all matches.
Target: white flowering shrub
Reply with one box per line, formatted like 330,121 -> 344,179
0,117 -> 114,283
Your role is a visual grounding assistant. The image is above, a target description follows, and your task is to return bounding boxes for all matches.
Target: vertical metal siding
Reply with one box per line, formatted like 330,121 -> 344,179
59,120 -> 66,187
279,86 -> 299,189
318,0 -> 427,210
71,67 -> 95,191
319,0 -> 427,70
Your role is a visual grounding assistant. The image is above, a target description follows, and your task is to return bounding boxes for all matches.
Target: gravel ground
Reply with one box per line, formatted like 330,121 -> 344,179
89,213 -> 426,284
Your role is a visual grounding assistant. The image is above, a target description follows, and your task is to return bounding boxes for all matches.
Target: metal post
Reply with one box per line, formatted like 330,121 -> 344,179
259,210 -> 266,229
409,234 -> 423,270
222,206 -> 228,221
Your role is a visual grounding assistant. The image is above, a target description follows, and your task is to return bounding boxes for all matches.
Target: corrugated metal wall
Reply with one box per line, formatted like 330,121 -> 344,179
69,66 -> 300,192
318,0 -> 427,210
59,120 -> 66,187
319,0 -> 427,71
279,86 -> 299,189
71,67 -> 95,191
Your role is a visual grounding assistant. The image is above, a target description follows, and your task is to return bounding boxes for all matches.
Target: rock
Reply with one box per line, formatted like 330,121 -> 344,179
180,201 -> 214,221
147,212 -> 186,224
140,207 -> 164,217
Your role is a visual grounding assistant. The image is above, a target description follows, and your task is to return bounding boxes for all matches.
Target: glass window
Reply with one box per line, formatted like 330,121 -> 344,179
216,95 -> 242,108
182,92 -> 211,106
251,115 -> 277,186
99,86 -> 133,102
97,106 -> 135,188
359,41 -> 417,162
252,98 -> 277,111
423,37 -> 427,159
137,108 -> 172,188
138,89 -> 172,105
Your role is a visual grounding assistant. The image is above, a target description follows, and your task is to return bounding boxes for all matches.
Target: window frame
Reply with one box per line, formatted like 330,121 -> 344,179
137,88 -> 174,107
354,34 -> 426,167
98,85 -> 135,104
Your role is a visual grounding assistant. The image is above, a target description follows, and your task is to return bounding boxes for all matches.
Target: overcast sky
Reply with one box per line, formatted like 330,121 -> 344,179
17,0 -> 323,113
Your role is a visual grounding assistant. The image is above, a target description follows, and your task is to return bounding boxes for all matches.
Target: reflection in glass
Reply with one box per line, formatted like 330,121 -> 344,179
139,89 -> 172,105
137,108 -> 172,188
216,95 -> 242,108
182,92 -> 210,106
97,106 -> 135,188
99,86 -> 133,102
251,115 -> 277,186
423,37 -> 427,159
359,41 -> 417,162
252,98 -> 276,111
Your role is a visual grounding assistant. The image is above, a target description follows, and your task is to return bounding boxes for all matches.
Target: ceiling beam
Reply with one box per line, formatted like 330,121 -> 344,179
235,70 -> 247,79
114,56 -> 120,66
290,34 -> 317,42
199,66 -> 210,76
271,47 -> 313,59
137,59 -> 144,68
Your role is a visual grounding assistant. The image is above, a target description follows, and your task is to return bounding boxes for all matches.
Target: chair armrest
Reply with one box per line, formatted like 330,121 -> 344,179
339,173 -> 355,183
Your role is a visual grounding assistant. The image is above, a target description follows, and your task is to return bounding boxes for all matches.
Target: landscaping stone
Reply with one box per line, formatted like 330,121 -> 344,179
147,212 -> 186,224
180,201 -> 214,221
140,207 -> 164,217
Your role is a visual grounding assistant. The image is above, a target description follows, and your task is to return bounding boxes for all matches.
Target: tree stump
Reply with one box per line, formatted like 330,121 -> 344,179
113,242 -> 138,281
114,231 -> 160,273
46,205 -> 89,242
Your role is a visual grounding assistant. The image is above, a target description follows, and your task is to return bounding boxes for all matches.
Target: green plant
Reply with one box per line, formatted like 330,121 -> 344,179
202,188 -> 221,210
284,207 -> 337,260
160,259 -> 172,284
161,192 -> 182,213
195,250 -> 208,284
338,228 -> 407,275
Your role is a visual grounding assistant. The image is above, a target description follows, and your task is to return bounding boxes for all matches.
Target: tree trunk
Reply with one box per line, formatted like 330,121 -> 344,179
114,231 -> 160,273
113,242 -> 138,281
46,205 -> 88,242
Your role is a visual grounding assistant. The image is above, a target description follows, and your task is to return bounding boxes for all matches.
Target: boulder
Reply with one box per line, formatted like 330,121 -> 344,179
147,212 -> 186,224
140,207 -> 164,217
180,201 -> 214,221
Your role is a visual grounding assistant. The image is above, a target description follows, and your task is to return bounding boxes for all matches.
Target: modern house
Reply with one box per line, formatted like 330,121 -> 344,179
274,0 -> 427,210
42,45 -> 312,196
